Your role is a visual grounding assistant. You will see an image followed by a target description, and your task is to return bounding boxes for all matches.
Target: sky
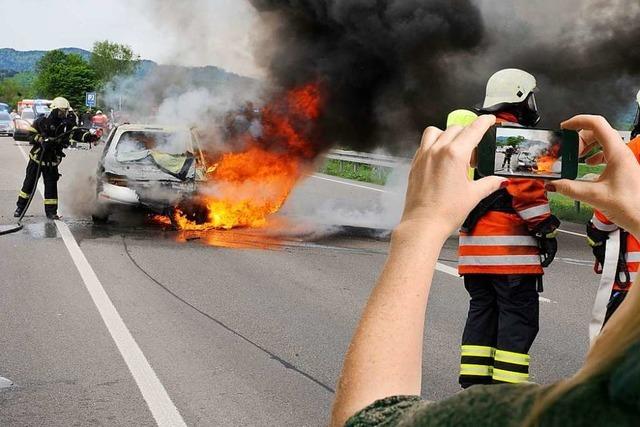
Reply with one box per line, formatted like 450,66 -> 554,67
0,0 -> 261,77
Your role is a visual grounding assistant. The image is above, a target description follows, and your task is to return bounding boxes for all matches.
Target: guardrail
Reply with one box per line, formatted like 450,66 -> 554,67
325,149 -> 408,168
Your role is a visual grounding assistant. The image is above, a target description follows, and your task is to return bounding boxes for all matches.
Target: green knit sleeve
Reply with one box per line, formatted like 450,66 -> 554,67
345,396 -> 422,427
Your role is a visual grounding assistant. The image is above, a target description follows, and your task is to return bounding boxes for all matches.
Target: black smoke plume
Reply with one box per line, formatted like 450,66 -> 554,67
250,0 -> 640,153
250,0 -> 485,152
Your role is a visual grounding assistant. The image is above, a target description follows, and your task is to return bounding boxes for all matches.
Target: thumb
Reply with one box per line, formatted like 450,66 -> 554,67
550,179 -> 600,205
471,176 -> 507,202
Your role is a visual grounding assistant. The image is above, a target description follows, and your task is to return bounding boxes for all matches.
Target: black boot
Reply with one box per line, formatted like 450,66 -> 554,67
46,212 -> 61,220
14,207 -> 24,218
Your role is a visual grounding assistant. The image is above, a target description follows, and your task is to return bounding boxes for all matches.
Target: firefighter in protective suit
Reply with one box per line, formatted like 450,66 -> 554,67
454,69 -> 560,388
14,97 -> 98,220
632,89 -> 640,139
586,90 -> 640,329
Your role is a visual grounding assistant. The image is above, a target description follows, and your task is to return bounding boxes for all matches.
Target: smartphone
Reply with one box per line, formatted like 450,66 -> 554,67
477,126 -> 579,180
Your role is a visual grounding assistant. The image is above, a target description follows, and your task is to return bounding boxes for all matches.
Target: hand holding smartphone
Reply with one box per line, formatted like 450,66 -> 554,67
477,126 -> 579,180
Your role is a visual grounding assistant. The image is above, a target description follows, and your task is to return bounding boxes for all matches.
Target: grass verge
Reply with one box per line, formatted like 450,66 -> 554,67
320,159 -> 391,186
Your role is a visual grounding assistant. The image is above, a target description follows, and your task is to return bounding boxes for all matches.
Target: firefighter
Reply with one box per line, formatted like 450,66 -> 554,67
502,145 -> 516,171
586,134 -> 640,333
457,69 -> 560,388
14,97 -> 98,220
632,89 -> 640,139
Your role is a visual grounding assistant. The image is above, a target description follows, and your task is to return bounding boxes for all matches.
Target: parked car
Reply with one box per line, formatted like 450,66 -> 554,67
0,112 -> 14,136
12,108 -> 52,141
12,119 -> 30,141
92,124 -> 210,222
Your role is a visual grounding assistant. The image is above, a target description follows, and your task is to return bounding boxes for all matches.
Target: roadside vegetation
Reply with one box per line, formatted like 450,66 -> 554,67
0,40 -> 139,111
320,158 -> 392,186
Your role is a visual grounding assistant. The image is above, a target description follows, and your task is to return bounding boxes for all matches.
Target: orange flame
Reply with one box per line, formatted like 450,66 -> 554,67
536,155 -> 557,172
166,83 -> 322,230
536,144 -> 561,173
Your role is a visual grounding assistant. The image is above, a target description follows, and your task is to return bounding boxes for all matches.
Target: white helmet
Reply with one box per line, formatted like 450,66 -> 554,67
480,68 -> 540,126
482,69 -> 537,109
50,97 -> 71,110
96,110 -> 103,115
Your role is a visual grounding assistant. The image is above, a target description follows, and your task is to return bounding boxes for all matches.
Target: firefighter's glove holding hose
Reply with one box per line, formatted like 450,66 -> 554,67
537,231 -> 558,267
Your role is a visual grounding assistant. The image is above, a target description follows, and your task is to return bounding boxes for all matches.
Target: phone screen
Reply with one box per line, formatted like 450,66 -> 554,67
494,127 -> 564,178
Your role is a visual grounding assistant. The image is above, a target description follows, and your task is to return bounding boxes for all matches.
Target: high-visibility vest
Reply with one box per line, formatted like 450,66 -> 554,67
458,117 -> 552,275
590,136 -> 640,290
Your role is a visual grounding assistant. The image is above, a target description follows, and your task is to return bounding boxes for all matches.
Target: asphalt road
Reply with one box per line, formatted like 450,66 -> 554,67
0,135 -> 599,426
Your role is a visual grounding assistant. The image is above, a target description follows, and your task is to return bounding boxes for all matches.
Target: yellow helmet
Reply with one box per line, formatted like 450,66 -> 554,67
50,97 -> 71,110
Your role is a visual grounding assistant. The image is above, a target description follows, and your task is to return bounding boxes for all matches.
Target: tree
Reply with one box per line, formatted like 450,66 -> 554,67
0,72 -> 36,108
34,50 -> 98,109
90,40 -> 140,85
506,136 -> 525,147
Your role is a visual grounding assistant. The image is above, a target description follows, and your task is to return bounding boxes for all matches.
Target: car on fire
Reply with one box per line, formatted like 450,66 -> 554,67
92,124 -> 211,223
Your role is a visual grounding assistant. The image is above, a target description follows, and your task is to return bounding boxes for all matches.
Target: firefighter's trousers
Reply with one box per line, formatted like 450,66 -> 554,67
16,159 -> 59,216
459,274 -> 539,388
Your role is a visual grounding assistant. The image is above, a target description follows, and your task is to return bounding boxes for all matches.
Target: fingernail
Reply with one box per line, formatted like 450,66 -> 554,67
545,183 -> 557,192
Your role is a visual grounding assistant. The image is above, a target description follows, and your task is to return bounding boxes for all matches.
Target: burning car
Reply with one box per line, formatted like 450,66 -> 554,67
92,124 -> 211,223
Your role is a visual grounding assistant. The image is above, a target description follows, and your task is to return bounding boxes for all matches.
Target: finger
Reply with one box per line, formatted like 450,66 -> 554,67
562,115 -> 626,159
420,126 -> 443,152
430,124 -> 465,150
586,151 -> 606,165
470,175 -> 507,202
550,179 -> 602,205
454,114 -> 496,153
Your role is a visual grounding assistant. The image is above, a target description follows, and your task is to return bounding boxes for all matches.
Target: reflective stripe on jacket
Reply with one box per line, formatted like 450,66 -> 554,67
458,210 -> 543,275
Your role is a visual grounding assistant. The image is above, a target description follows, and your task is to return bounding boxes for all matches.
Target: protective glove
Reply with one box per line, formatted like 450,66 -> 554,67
587,222 -> 610,272
538,234 -> 558,268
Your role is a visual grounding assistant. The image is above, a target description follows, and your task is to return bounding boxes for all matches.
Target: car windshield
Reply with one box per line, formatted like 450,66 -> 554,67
0,112 -> 11,121
21,111 -> 34,120
116,130 -> 193,157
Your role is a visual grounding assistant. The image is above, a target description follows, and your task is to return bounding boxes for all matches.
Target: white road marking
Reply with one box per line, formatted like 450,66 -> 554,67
0,376 -> 14,388
435,261 -> 557,303
17,144 -> 187,427
436,262 -> 460,277
310,174 -> 388,192
557,229 -> 587,238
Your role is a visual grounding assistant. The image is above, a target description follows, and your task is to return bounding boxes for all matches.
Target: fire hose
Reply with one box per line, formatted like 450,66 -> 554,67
0,128 -> 90,236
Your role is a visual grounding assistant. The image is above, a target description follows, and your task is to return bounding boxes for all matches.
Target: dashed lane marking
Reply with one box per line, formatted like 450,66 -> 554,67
17,144 -> 187,427
435,262 -> 557,304
310,174 -> 388,192
557,229 -> 587,238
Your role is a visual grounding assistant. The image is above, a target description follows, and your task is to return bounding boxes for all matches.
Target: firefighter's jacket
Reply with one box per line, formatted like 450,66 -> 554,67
27,114 -> 95,167
589,136 -> 640,290
458,179 -> 556,275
